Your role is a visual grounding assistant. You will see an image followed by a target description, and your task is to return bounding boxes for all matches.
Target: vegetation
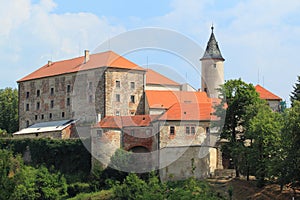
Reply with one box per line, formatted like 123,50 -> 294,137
290,75 -> 300,107
0,87 -> 18,134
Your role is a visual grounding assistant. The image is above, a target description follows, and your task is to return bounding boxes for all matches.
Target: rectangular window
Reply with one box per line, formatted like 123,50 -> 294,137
67,85 -> 71,93
26,120 -> 29,127
116,80 -> 120,88
191,127 -> 196,134
36,102 -> 40,110
62,112 -> 65,118
49,113 -> 52,119
116,111 -> 120,116
130,82 -> 135,89
186,126 -> 190,134
130,95 -> 135,103
67,98 -> 70,106
26,103 -> 29,111
96,130 -> 102,137
37,89 -> 40,97
26,92 -> 30,99
50,100 -> 54,108
35,115 -> 38,120
170,126 -> 175,135
41,114 -> 44,120
116,94 -> 120,102
89,82 -> 93,90
50,88 -> 54,95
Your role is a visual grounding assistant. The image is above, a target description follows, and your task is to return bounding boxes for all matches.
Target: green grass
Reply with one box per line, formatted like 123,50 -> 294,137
67,190 -> 113,200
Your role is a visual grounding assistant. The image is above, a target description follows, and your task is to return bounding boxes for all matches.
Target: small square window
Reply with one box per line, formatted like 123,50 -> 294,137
130,82 -> 135,89
116,94 -> 120,102
67,85 -> 71,93
67,98 -> 70,106
36,102 -> 40,110
50,88 -> 54,95
116,111 -> 120,116
26,92 -> 30,99
130,95 -> 135,103
26,104 -> 29,111
116,80 -> 120,88
186,126 -> 190,134
50,100 -> 54,108
37,90 -> 40,97
170,126 -> 175,135
96,130 -> 102,137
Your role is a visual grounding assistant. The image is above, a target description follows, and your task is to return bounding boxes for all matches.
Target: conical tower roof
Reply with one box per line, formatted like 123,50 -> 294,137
200,26 -> 225,61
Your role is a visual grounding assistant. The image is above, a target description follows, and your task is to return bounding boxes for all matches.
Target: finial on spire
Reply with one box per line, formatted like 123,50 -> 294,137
211,23 -> 214,32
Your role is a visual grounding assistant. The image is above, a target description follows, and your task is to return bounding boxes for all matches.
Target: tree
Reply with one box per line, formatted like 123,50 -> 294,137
246,105 -> 283,187
0,87 -> 18,133
290,75 -> 300,107
214,79 -> 261,177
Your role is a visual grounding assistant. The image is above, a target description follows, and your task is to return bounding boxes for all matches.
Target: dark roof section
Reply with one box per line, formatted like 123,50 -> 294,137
200,26 -> 225,61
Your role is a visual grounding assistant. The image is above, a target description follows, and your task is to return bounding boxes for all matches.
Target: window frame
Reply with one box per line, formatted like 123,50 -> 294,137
170,126 -> 175,135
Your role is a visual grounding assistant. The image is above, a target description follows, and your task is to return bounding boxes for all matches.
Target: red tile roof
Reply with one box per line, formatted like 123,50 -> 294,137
96,115 -> 159,129
255,85 -> 281,100
145,90 -> 210,109
146,69 -> 180,86
159,102 -> 212,121
18,51 -> 144,82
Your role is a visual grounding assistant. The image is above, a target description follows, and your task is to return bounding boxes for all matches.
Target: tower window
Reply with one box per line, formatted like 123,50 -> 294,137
130,82 -> 135,89
37,89 -> 40,97
35,115 -> 38,120
170,126 -> 175,135
50,100 -> 54,108
67,98 -> 70,106
213,64 -> 217,68
26,103 -> 29,111
116,94 -> 120,102
89,95 -> 93,103
116,80 -> 120,88
41,114 -> 44,120
96,130 -> 103,137
50,88 -> 54,95
130,95 -> 135,103
67,85 -> 71,93
62,112 -> 65,118
36,102 -> 40,110
49,113 -> 52,119
26,120 -> 29,127
26,92 -> 30,99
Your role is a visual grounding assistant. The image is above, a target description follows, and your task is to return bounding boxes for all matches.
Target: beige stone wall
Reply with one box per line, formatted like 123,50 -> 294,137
105,68 -> 145,116
201,59 -> 224,98
158,121 -> 210,148
13,131 -> 62,139
159,146 -> 211,181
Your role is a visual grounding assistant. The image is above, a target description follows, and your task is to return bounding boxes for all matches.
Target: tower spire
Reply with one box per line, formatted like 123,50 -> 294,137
200,26 -> 224,61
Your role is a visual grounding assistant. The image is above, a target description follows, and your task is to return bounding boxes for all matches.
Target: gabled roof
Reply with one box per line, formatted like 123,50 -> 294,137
13,119 -> 76,135
96,115 -> 159,129
18,51 -> 144,82
255,85 -> 282,100
200,26 -> 224,61
159,102 -> 212,121
145,90 -> 210,109
145,69 -> 180,86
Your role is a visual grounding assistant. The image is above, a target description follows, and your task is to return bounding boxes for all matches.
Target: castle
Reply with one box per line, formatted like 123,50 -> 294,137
14,27 -> 282,180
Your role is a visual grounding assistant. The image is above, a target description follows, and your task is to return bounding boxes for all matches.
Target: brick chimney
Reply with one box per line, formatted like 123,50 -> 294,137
48,60 -> 52,66
84,50 -> 90,63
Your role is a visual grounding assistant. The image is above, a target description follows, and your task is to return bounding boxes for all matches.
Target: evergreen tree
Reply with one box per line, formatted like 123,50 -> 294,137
290,75 -> 300,107
0,87 -> 18,133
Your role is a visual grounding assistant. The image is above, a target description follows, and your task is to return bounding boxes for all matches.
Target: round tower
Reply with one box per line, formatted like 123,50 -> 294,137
200,26 -> 225,98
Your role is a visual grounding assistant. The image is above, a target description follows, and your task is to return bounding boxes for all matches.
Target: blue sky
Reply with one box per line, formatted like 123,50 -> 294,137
1,0 -> 299,105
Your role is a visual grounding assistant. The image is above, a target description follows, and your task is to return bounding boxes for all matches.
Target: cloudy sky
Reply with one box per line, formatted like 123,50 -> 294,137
1,0 -> 299,105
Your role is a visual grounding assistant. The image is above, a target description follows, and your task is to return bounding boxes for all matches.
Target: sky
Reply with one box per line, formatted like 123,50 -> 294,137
0,0 -> 299,105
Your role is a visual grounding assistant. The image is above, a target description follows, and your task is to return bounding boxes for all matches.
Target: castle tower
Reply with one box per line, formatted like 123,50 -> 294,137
200,26 -> 225,98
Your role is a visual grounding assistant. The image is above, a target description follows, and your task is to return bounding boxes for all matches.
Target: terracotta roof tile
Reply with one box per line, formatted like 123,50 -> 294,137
96,115 -> 159,129
255,85 -> 281,100
145,90 -> 210,109
146,69 -> 180,86
18,51 -> 144,82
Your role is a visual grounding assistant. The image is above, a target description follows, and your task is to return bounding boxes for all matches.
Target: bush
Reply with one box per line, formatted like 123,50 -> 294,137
68,182 -> 92,198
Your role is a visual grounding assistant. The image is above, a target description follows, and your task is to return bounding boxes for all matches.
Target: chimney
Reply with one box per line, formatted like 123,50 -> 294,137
84,50 -> 90,63
48,60 -> 52,66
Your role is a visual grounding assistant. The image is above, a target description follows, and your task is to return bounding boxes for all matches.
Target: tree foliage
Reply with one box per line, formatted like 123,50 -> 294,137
290,75 -> 300,107
0,87 -> 18,134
